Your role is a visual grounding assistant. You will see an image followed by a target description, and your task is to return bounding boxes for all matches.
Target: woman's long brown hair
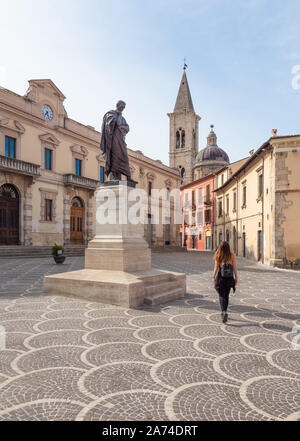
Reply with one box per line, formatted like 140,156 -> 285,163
214,241 -> 232,265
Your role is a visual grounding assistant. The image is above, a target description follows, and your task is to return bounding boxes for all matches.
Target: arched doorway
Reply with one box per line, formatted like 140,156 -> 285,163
70,197 -> 84,244
205,230 -> 212,250
0,184 -> 19,245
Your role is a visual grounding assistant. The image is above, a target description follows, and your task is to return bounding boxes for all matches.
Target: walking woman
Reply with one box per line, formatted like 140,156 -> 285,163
212,241 -> 238,323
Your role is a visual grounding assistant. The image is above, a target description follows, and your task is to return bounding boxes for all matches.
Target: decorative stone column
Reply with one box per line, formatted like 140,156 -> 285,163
86,190 -> 95,243
24,182 -> 33,246
63,188 -> 72,245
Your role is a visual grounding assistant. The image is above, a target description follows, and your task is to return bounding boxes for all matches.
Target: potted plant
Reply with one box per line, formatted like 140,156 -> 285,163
51,243 -> 65,264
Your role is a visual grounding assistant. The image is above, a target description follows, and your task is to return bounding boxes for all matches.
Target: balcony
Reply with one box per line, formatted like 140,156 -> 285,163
204,198 -> 212,206
0,155 -> 40,178
63,173 -> 99,190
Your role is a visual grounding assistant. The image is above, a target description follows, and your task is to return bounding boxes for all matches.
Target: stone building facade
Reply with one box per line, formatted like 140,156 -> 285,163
0,79 -> 181,248
214,133 -> 300,267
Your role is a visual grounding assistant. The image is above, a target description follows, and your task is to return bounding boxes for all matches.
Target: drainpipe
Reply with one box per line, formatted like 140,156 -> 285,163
261,153 -> 265,263
223,193 -> 225,243
235,176 -> 239,255
212,175 -> 215,250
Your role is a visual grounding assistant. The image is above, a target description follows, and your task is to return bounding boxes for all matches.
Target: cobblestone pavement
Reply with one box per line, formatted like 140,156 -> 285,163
0,252 -> 299,421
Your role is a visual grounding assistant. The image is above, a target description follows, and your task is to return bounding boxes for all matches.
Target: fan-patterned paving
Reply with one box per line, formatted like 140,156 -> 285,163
0,252 -> 299,421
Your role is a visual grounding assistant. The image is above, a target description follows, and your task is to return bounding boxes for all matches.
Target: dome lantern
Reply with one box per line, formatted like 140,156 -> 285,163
193,125 -> 230,179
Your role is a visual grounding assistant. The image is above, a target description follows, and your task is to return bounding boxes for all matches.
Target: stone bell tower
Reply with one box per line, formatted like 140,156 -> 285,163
168,68 -> 201,184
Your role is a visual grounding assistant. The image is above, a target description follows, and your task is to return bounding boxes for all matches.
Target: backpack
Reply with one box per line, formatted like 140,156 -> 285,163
220,262 -> 234,279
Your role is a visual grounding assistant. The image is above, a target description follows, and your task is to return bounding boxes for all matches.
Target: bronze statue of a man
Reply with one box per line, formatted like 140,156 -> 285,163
100,100 -> 132,181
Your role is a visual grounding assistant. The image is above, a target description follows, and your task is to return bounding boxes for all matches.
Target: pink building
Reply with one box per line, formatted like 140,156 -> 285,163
180,174 -> 216,251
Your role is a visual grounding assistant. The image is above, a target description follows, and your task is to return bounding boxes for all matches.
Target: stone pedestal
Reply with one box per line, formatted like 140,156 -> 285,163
44,181 -> 186,307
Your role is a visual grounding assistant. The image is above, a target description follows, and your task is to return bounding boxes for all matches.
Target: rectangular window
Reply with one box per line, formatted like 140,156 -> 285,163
233,191 -> 237,211
243,186 -> 247,206
204,209 -> 211,223
75,159 -> 82,176
192,190 -> 195,207
197,210 -> 203,225
166,188 -> 170,200
226,195 -> 229,215
100,166 -> 105,183
221,174 -> 224,185
258,174 -> 263,198
218,200 -> 222,217
45,199 -> 52,221
197,188 -> 203,205
5,136 -> 16,158
206,185 -> 210,203
44,148 -> 52,170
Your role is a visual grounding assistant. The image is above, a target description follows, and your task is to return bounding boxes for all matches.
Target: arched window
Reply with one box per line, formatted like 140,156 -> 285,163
72,197 -> 84,207
181,167 -> 186,184
226,229 -> 230,242
176,131 -> 180,149
193,129 -> 196,150
0,184 -> 19,199
181,130 -> 185,148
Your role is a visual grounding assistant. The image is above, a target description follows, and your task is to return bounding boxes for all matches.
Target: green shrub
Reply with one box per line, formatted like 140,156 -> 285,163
51,243 -> 64,257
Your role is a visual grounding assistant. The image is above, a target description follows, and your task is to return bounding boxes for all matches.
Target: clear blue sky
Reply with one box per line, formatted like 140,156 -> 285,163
1,0 -> 299,164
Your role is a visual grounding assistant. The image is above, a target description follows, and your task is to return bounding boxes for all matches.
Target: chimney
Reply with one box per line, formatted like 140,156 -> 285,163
249,149 -> 254,156
272,129 -> 278,137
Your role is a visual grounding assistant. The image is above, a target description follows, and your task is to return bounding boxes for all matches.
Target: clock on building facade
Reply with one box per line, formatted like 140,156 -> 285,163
42,105 -> 53,121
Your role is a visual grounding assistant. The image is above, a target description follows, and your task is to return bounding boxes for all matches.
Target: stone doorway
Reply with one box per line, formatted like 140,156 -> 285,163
242,232 -> 246,258
0,184 -> 19,245
70,197 -> 84,245
257,230 -> 263,261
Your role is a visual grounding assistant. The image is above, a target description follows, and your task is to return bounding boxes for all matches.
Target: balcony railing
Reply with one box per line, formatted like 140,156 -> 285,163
63,173 -> 99,190
0,155 -> 40,178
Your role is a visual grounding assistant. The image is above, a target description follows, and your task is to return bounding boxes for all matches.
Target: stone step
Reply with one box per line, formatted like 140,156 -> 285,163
144,279 -> 180,296
136,270 -> 175,284
0,246 -> 86,257
144,287 -> 185,306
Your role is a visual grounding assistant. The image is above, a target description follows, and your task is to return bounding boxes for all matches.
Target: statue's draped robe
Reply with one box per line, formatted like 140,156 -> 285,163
100,110 -> 131,178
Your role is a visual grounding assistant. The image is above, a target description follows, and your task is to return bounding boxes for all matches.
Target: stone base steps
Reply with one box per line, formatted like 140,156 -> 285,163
143,273 -> 185,305
0,245 -> 86,258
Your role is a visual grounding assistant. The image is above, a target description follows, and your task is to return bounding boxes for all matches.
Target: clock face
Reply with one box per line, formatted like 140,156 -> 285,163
42,105 -> 53,121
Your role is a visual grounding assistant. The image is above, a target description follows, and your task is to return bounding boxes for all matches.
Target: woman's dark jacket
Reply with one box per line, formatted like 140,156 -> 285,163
215,269 -> 236,295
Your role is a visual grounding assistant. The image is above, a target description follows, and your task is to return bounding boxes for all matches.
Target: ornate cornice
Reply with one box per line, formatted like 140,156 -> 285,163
70,144 -> 88,157
0,118 -> 25,134
39,132 -> 60,146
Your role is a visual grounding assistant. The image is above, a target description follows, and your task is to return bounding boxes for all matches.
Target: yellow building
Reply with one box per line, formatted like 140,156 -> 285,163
214,132 -> 300,267
0,79 -> 181,248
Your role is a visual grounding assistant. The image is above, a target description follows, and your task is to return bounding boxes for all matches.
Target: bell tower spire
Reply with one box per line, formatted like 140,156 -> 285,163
168,67 -> 201,184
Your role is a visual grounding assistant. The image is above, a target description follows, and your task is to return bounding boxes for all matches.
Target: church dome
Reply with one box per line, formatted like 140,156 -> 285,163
195,125 -> 229,164
196,145 -> 229,163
